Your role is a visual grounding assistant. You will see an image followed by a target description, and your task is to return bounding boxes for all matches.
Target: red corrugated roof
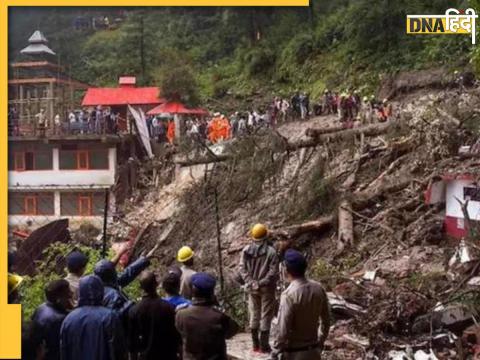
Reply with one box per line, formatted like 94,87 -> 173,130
147,101 -> 209,115
82,87 -> 163,106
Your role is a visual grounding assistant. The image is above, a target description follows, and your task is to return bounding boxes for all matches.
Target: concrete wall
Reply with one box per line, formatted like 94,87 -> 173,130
8,148 -> 117,188
8,215 -> 105,230
8,190 -> 115,231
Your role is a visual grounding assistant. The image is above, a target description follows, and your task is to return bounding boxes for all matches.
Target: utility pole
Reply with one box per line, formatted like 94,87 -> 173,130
102,188 -> 109,258
214,186 -> 224,295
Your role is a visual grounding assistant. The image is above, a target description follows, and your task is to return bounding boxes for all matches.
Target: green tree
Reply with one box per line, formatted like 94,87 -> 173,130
155,49 -> 200,106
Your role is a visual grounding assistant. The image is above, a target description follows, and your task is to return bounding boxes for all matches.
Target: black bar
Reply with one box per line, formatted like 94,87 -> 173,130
214,187 -> 224,294
102,189 -> 109,258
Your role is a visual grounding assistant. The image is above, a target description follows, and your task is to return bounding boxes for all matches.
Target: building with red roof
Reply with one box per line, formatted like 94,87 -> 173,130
82,76 -> 164,107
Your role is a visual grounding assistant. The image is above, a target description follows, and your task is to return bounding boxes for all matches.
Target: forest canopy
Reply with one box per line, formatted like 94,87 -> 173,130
8,1 -> 476,102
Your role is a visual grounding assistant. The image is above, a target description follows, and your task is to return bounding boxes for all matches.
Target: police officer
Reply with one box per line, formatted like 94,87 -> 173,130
240,223 -> 279,353
271,249 -> 330,360
176,273 -> 239,359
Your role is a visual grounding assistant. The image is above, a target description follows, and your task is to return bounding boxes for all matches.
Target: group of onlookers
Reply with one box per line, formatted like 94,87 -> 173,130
11,222 -> 331,360
7,106 -> 123,137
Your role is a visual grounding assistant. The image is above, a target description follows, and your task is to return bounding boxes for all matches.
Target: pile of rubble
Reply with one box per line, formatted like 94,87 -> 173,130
112,86 -> 480,359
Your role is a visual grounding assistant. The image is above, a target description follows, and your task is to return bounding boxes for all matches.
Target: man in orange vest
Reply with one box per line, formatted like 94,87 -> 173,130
167,120 -> 175,143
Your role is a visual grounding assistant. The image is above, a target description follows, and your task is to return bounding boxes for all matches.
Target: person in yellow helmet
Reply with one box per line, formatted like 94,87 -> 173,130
8,272 -> 23,303
239,223 -> 279,354
177,246 -> 197,300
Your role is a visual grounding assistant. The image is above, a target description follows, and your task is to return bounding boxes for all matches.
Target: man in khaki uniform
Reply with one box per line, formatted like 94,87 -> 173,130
240,223 -> 279,353
271,249 -> 330,360
176,272 -> 239,360
177,246 -> 197,299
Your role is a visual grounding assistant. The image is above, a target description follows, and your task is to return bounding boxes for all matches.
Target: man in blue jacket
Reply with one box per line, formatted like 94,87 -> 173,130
31,279 -> 73,360
94,246 -> 157,320
60,275 -> 126,360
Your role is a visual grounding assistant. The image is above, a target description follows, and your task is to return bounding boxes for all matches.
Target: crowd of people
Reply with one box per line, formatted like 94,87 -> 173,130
8,106 -> 124,137
163,89 -> 392,144
9,223 -> 330,360
318,90 -> 393,126
8,88 -> 393,141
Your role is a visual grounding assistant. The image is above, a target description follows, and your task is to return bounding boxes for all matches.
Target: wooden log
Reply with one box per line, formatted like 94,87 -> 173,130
305,124 -> 345,137
306,122 -> 394,140
352,178 -> 412,211
175,122 -> 405,166
338,200 -> 354,249
358,155 -> 406,192
174,153 -> 230,166
271,215 -> 334,239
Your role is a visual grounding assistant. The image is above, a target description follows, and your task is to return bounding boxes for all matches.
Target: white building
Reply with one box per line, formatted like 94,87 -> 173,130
8,136 -> 122,230
425,174 -> 480,238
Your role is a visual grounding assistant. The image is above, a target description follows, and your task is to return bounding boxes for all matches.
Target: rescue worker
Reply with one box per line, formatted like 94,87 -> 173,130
239,223 -> 279,353
162,271 -> 192,310
177,246 -> 197,300
378,98 -> 392,122
8,272 -> 23,304
60,275 -> 126,360
360,96 -> 370,124
94,247 -> 155,321
32,279 -> 73,360
167,120 -> 175,144
64,251 -> 88,305
271,249 -> 330,360
175,273 -> 239,360
128,271 -> 181,360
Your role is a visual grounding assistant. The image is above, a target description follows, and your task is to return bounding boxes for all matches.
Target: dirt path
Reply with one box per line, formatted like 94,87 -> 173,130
227,333 -> 270,360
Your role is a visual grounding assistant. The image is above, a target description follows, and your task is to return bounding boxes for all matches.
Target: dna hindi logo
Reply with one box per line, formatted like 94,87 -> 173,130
406,8 -> 478,45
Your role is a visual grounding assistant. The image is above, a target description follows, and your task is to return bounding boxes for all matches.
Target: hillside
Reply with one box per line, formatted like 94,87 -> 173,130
104,75 -> 480,358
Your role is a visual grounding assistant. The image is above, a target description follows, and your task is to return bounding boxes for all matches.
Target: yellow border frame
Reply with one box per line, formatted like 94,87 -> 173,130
1,0 -> 307,358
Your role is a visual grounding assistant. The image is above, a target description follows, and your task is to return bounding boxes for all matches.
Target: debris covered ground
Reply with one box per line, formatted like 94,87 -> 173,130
111,84 -> 480,359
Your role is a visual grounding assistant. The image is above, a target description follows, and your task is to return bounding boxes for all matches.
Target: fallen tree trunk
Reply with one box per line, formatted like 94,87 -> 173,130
176,122 -> 403,166
359,155 -> 406,192
174,154 -> 230,166
306,122 -> 395,140
338,200 -> 354,250
305,124 -> 346,137
271,215 -> 334,238
352,178 -> 413,211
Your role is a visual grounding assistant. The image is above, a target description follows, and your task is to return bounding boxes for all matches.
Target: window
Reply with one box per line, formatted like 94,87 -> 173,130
14,153 -> 25,171
78,196 -> 91,216
24,196 -> 36,215
8,146 -> 53,171
464,186 -> 480,202
59,149 -> 109,170
90,150 -> 109,169
78,151 -> 89,170
8,192 -> 54,215
60,192 -> 105,216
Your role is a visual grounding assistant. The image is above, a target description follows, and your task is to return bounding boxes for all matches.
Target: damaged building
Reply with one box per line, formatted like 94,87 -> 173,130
8,31 -> 160,233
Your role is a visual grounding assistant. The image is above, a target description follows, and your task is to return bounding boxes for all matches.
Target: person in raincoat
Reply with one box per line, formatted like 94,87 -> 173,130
94,246 -> 157,322
31,279 -> 73,360
60,275 -> 126,360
